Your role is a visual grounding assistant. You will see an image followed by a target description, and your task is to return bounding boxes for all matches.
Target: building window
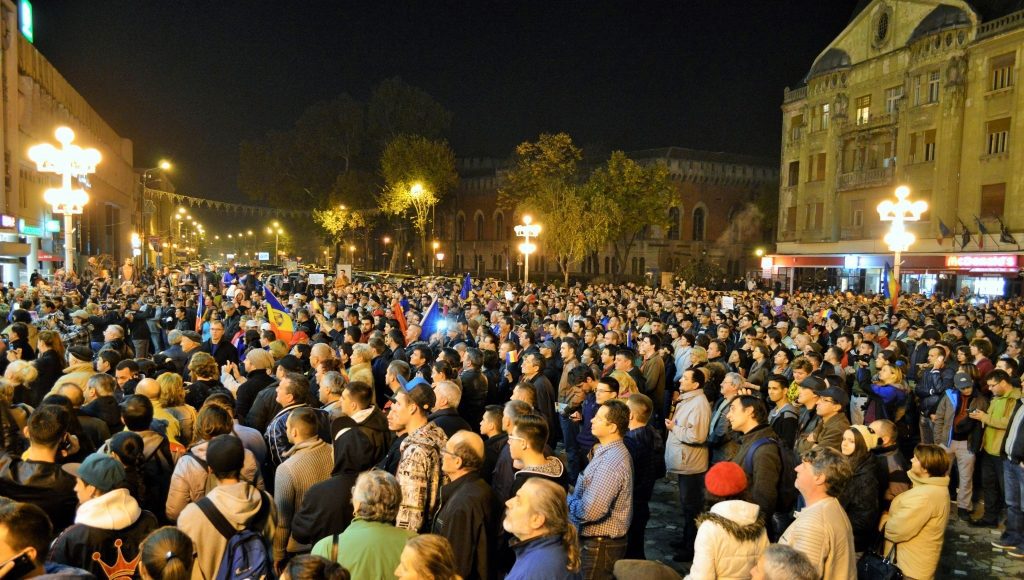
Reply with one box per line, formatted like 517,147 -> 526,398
787,160 -> 800,187
808,152 -> 826,182
667,207 -> 680,240
692,207 -> 706,241
927,70 -> 940,103
850,199 -> 864,228
991,52 -> 1015,91
455,214 -> 465,241
785,206 -> 797,232
916,189 -> 932,221
494,212 -> 504,240
981,183 -> 1006,219
856,95 -> 871,125
912,74 -> 923,106
908,132 -> 918,163
924,129 -> 936,161
790,114 -> 804,141
474,213 -> 484,240
885,85 -> 903,113
820,103 -> 830,130
987,117 -> 1010,155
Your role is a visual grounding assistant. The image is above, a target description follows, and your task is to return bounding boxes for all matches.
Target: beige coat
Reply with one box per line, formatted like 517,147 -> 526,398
884,471 -> 950,580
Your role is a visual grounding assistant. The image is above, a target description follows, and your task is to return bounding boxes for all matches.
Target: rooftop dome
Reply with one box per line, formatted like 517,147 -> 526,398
807,48 -> 852,80
908,4 -> 972,42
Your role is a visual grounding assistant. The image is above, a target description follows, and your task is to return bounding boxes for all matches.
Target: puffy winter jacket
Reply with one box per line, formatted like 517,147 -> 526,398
686,500 -> 769,580
166,438 -> 265,521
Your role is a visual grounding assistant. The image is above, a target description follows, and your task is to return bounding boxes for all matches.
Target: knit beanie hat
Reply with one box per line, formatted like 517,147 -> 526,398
850,424 -> 880,450
705,461 -> 748,498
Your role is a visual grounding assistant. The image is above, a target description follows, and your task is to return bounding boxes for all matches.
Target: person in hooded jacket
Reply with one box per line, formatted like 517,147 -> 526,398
837,425 -> 882,554
330,380 -> 392,471
166,404 -> 264,522
48,452 -> 158,578
178,435 -> 276,580
685,461 -> 769,579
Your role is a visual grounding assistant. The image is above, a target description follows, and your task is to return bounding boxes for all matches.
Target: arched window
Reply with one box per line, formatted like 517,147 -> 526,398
692,206 -> 706,241
494,212 -> 505,240
668,207 -> 681,240
455,213 -> 465,241
474,212 -> 485,240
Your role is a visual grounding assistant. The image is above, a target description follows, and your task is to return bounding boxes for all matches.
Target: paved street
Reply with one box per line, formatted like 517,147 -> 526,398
644,477 -> 1022,579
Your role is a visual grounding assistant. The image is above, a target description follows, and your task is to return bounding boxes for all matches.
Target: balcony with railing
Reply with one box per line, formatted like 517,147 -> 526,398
978,9 -> 1024,40
837,165 -> 895,191
783,85 -> 808,104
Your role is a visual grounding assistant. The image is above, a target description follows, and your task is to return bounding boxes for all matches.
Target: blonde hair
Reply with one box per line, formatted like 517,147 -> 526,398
690,346 -> 708,365
268,340 -> 288,361
157,372 -> 186,407
37,330 -> 65,362
882,363 -> 904,386
4,360 -> 37,387
245,349 -> 274,370
188,352 -> 218,380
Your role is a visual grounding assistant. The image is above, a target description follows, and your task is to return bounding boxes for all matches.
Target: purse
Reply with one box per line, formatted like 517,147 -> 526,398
857,529 -> 903,580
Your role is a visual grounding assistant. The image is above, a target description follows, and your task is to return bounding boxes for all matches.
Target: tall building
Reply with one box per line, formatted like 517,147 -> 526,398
772,0 -> 1024,298
429,148 -> 777,284
0,1 -> 134,284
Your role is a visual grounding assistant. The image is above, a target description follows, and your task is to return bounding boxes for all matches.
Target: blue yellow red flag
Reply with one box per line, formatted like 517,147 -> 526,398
263,287 -> 294,342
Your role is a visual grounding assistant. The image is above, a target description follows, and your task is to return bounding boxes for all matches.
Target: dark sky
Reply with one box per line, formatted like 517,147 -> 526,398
31,0 -> 862,203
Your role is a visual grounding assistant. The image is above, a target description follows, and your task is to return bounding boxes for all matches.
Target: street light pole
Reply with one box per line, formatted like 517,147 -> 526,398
878,185 -> 927,309
28,127 -> 101,273
514,215 -> 541,285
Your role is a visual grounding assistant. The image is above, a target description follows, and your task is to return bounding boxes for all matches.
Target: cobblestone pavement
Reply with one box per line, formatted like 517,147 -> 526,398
643,477 -> 1022,579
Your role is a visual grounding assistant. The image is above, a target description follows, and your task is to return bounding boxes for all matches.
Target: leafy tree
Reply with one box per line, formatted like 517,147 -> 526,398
378,136 -> 458,272
587,151 -> 674,280
675,254 -> 725,289
499,133 -> 610,286
368,77 -> 453,148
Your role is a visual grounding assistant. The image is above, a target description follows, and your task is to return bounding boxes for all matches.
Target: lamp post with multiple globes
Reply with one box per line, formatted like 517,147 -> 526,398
877,185 -> 928,306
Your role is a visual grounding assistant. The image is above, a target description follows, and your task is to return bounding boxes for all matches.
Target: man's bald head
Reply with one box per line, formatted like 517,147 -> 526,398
57,384 -> 85,407
135,378 -> 161,400
445,430 -> 485,472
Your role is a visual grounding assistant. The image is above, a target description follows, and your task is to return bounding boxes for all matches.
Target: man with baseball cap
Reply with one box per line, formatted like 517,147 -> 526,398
388,376 -> 448,533
49,452 -> 158,578
808,384 -> 850,453
933,371 -> 988,521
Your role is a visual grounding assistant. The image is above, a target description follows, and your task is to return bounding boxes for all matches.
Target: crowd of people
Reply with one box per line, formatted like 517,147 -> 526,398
0,262 -> 1019,580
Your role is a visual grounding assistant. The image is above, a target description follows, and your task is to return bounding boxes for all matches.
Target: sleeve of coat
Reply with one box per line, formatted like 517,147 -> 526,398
747,443 -> 781,519
290,487 -> 320,546
885,493 -> 932,543
683,522 -> 718,580
165,457 -> 196,521
932,396 -> 951,447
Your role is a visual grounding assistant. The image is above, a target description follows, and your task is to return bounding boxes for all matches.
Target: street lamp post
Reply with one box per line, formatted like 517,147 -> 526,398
267,222 -> 284,265
877,185 -> 928,307
28,127 -> 101,273
514,215 -> 541,285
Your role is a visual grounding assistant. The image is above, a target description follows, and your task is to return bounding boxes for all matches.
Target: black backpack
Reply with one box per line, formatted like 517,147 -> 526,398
742,436 -> 798,513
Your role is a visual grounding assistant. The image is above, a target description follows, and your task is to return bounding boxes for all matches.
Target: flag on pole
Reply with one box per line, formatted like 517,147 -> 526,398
998,216 -> 1018,246
263,287 -> 294,343
392,300 -> 408,335
195,285 -> 205,332
975,216 -> 988,249
958,219 -> 971,251
419,297 -> 442,341
938,219 -> 951,246
883,262 -> 900,310
460,273 -> 472,301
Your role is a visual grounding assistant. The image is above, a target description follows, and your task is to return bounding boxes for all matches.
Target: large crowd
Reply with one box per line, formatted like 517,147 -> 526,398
0,261 -> 1020,580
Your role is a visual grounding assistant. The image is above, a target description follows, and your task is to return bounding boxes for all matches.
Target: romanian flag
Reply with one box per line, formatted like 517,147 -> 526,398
392,300 -> 408,335
883,262 -> 900,310
263,287 -> 294,342
195,285 -> 205,332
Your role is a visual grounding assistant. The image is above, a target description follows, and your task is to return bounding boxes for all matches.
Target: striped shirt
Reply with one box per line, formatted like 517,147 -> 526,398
568,438 -> 633,538
273,438 -> 334,560
779,496 -> 856,580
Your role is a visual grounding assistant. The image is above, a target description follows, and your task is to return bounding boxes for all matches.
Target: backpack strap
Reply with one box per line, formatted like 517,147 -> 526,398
330,533 -> 339,562
196,497 -> 237,541
742,437 -> 777,473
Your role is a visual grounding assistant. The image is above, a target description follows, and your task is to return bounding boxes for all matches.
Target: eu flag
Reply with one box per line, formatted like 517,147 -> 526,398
460,273 -> 472,301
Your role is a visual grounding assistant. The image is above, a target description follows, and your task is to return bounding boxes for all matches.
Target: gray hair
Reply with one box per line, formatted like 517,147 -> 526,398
723,372 -> 744,387
801,445 -> 853,498
106,324 -> 125,338
464,348 -> 483,369
434,380 -> 462,408
760,544 -> 817,580
168,330 -> 182,345
387,359 -> 411,382
352,470 -> 402,523
321,371 -> 347,396
352,343 -> 373,363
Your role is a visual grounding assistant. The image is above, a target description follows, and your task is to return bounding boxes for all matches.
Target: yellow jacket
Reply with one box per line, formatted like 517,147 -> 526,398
982,387 -> 1021,455
884,470 -> 950,580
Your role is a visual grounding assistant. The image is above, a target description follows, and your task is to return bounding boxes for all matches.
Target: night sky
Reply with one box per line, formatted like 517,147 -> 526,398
31,0 -> 862,203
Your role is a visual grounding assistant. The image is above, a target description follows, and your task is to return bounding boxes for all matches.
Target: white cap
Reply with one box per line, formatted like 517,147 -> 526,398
260,322 -> 272,331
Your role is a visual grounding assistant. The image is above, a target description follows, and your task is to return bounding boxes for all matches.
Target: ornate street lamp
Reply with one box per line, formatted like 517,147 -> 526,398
877,185 -> 927,305
28,127 -> 100,272
514,215 -> 541,284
